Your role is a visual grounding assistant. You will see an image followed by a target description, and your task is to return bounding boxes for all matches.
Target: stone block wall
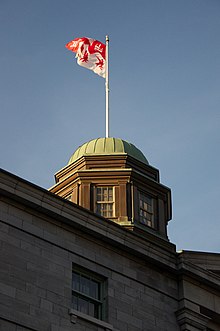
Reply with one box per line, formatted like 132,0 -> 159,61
0,197 -> 180,331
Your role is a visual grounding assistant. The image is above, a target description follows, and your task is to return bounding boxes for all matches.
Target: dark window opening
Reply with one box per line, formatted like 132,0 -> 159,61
72,265 -> 106,320
139,192 -> 154,227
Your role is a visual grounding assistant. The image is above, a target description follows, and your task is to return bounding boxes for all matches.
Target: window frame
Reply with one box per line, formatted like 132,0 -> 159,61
138,191 -> 155,228
95,186 -> 115,218
72,265 -> 106,320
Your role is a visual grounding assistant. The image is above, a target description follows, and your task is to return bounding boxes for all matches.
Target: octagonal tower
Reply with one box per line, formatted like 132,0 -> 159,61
49,137 -> 172,240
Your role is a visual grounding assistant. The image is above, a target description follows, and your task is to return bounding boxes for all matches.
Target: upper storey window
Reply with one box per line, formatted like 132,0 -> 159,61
139,192 -> 154,227
96,187 -> 114,218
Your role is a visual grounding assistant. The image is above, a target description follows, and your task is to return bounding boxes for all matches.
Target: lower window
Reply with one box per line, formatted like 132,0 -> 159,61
72,265 -> 106,320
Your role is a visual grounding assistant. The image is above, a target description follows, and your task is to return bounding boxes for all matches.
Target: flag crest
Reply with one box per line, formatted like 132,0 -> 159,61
66,37 -> 106,78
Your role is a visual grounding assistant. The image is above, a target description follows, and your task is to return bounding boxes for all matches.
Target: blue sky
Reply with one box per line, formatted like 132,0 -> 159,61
1,0 -> 219,252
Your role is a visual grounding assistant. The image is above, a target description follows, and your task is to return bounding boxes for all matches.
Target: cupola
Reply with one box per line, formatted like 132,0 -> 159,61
68,137 -> 149,165
49,137 -> 172,240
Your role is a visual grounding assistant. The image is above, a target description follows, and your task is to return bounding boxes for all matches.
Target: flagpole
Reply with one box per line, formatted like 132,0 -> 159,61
105,35 -> 109,138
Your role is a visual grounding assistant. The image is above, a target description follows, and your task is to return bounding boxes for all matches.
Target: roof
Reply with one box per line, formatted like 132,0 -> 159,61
68,137 -> 149,165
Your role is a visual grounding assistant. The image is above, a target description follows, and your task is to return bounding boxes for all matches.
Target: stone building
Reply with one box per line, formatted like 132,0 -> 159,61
0,137 -> 220,331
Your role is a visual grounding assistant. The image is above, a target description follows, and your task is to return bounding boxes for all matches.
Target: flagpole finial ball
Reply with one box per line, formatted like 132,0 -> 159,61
106,35 -> 109,41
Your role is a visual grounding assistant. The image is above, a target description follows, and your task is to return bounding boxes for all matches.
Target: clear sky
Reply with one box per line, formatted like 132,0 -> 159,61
1,0 -> 219,253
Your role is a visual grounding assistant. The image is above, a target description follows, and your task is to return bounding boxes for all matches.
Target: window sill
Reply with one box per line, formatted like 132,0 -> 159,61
69,308 -> 113,331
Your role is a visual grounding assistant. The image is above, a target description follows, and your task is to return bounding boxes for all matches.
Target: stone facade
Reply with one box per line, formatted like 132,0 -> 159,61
0,169 -> 220,331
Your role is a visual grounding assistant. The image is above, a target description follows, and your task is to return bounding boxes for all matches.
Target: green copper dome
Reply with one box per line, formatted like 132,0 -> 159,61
68,137 -> 149,165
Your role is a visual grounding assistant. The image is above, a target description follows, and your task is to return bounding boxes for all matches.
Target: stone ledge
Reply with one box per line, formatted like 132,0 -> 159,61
175,307 -> 211,331
69,308 -> 114,330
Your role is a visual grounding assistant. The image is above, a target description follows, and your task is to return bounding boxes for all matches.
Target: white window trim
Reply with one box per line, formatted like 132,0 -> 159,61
95,186 -> 115,218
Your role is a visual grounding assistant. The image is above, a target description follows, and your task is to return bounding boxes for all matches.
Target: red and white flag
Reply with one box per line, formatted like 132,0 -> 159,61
65,37 -> 106,78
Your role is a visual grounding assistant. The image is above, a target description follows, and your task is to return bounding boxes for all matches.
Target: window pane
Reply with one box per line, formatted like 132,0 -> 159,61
96,187 -> 114,202
139,193 -> 154,227
80,275 -> 90,296
103,187 -> 108,201
78,297 -> 89,314
90,280 -> 99,299
96,187 -> 101,196
140,218 -> 145,225
96,204 -> 101,214
89,302 -> 95,317
91,302 -> 100,318
108,188 -> 113,200
72,272 -> 80,291
107,204 -> 113,211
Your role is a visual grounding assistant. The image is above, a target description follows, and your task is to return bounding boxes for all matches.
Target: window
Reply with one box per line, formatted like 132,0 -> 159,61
72,266 -> 105,320
139,192 -> 154,227
95,186 -> 114,218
